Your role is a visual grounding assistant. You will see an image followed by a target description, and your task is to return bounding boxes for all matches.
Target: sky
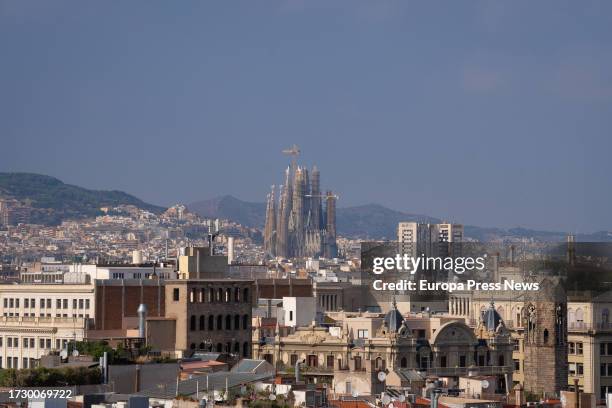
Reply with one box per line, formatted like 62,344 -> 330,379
1,1 -> 611,233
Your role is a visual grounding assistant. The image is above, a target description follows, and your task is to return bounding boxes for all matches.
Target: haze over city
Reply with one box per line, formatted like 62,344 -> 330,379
2,1 -> 612,232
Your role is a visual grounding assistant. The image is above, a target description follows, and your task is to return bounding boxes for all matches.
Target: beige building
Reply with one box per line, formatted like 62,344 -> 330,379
450,284 -> 612,399
253,302 -> 513,398
0,282 -> 95,369
147,279 -> 253,359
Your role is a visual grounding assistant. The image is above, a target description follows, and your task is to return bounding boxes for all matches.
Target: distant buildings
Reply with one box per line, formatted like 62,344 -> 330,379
398,222 -> 464,258
264,164 -> 337,259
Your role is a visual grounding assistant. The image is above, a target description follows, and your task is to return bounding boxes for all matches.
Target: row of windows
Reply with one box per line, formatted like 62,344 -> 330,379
173,287 -> 250,304
0,357 -> 38,369
2,312 -> 89,319
1,337 -> 64,350
569,342 -> 584,355
189,341 -> 250,357
2,298 -> 90,310
569,362 -> 584,376
189,314 -> 250,331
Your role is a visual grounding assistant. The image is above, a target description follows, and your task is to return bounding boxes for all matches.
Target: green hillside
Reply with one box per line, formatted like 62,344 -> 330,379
0,173 -> 165,225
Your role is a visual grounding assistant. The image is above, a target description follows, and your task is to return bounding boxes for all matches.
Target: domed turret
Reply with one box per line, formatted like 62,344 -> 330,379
384,298 -> 405,333
481,301 -> 502,331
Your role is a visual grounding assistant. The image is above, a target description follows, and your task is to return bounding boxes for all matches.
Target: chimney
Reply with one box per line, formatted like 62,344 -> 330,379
137,304 -> 148,340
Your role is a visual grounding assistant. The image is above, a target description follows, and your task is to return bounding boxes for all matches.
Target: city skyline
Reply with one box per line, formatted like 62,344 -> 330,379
2,1 -> 612,233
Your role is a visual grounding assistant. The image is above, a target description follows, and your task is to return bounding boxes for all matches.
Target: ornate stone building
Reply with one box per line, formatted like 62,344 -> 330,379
252,301 -> 513,397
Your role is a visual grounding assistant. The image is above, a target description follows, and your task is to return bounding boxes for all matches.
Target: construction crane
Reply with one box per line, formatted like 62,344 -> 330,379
305,193 -> 340,200
282,144 -> 300,171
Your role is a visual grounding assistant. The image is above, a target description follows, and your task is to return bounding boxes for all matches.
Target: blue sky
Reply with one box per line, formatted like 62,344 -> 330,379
1,1 -> 611,232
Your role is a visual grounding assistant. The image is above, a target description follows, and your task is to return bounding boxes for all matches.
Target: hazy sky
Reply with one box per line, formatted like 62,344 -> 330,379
2,1 -> 611,233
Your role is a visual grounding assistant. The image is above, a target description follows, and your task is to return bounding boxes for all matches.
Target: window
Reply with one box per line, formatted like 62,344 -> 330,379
327,355 -> 334,368
23,338 -> 28,348
7,338 -> 12,347
9,298 -> 14,308
459,355 -> 466,367
569,342 -> 575,354
307,354 -> 318,367
289,311 -> 293,321
15,299 -> 19,308
56,299 -> 61,309
514,359 -> 520,372
40,338 -> 45,348
577,363 -> 584,376
85,299 -> 90,309
290,354 -> 298,365
40,299 -> 45,308
440,356 -> 447,367
73,299 -> 77,309
25,299 -> 29,308
190,315 -> 196,331
513,339 -> 520,351
601,364 -> 607,377
79,299 -> 83,309
602,343 -> 607,356
173,288 -> 180,301
63,299 -> 68,309
30,338 -> 34,348
30,298 -> 34,308
3,298 -> 6,307
46,299 -> 51,308
577,342 -> 583,355
357,329 -> 369,339
46,339 -> 51,349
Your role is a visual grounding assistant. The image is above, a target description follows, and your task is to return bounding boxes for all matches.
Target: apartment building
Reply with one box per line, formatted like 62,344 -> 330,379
0,282 -> 95,369
146,279 -> 253,358
451,286 -> 612,398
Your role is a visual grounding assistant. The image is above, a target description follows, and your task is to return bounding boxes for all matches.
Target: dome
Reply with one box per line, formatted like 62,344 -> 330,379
384,300 -> 405,332
481,301 -> 502,331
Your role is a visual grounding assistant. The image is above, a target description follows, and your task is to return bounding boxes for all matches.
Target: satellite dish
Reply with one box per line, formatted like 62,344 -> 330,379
72,349 -> 80,357
382,394 -> 391,405
481,380 -> 490,389
60,350 -> 68,359
377,371 -> 387,382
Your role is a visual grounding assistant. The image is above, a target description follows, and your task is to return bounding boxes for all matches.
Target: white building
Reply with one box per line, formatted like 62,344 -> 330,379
282,297 -> 317,328
0,282 -> 95,369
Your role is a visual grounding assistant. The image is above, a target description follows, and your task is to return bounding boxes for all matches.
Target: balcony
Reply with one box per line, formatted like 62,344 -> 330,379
568,322 -> 612,332
420,365 -> 513,377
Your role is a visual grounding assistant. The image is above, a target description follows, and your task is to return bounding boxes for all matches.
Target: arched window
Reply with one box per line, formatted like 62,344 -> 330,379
375,357 -> 384,370
543,328 -> 549,344
234,314 -> 240,330
225,315 -> 232,330
217,288 -> 223,302
190,315 -> 196,331
225,288 -> 232,303
243,288 -> 249,303
199,288 -> 204,303
234,288 -> 240,302
199,342 -> 205,350
217,315 -> 223,330
189,289 -> 195,303
216,343 -> 222,352
243,342 -> 250,357
199,315 -> 206,330
208,315 -> 214,330
234,342 -> 240,354
400,357 -> 407,368
190,343 -> 196,350
498,354 -> 505,366
208,288 -> 214,303
568,308 -> 575,324
243,314 -> 249,329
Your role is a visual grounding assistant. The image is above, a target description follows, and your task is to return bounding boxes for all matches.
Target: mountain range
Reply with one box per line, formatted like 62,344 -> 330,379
1,173 -> 609,242
188,195 -> 612,242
